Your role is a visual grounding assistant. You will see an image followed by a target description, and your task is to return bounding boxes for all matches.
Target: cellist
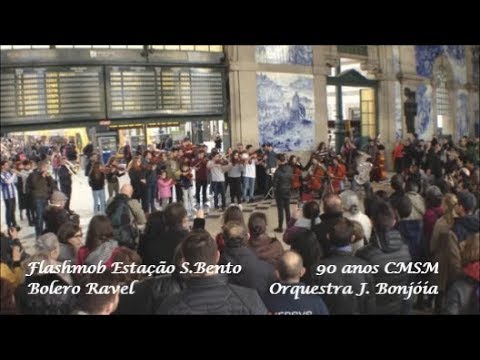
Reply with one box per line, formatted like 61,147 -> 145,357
288,155 -> 304,199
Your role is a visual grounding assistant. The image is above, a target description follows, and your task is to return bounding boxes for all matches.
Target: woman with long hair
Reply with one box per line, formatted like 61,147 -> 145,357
128,156 -> 146,203
216,204 -> 245,252
88,161 -> 106,214
247,212 -> 283,267
75,215 -> 118,266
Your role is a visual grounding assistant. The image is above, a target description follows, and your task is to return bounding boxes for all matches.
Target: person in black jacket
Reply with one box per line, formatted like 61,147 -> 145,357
312,193 -> 344,257
43,191 -> 79,235
57,157 -> 73,213
356,200 -> 412,314
139,203 -> 189,266
310,217 -> 376,314
157,230 -> 268,314
88,161 -> 106,215
273,153 -> 293,232
219,222 -> 276,300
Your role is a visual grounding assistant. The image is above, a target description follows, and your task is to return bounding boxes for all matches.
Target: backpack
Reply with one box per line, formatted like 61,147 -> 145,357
106,195 -> 140,250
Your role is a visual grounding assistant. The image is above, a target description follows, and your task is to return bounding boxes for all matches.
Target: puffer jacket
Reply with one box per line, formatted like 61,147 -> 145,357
397,220 -> 425,262
273,164 -> 293,197
313,212 -> 344,257
356,229 -> 412,315
405,191 -> 426,221
156,274 -> 268,315
15,273 -> 76,315
248,233 -> 284,268
219,239 -> 276,299
443,261 -> 480,315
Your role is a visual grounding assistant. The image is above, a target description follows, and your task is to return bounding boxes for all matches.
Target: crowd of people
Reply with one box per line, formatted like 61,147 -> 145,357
0,133 -> 479,315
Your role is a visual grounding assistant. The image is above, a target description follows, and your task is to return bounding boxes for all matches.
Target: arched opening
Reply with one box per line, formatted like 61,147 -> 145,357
432,56 -> 454,137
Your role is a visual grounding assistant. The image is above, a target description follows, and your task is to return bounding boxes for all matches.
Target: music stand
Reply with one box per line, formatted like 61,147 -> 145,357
264,168 -> 276,200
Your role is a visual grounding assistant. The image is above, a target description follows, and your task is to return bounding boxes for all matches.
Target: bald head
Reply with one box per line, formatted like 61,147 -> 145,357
276,251 -> 305,283
223,222 -> 248,246
323,193 -> 342,214
120,184 -> 133,198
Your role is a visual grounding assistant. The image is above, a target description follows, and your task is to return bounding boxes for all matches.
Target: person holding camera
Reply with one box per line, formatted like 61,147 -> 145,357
0,227 -> 25,288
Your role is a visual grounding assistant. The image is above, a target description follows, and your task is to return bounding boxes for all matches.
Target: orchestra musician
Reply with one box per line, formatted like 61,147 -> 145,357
179,162 -> 195,217
327,156 -> 347,194
371,135 -> 387,182
227,150 -> 243,204
242,146 -> 257,203
305,157 -> 327,196
191,150 -> 209,207
142,151 -> 158,213
288,155 -> 305,199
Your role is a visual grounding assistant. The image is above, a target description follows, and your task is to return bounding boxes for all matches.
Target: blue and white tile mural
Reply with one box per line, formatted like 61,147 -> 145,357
394,82 -> 403,140
456,90 -> 469,139
256,46 -> 313,66
415,45 -> 466,84
256,72 -> 315,152
415,84 -> 433,139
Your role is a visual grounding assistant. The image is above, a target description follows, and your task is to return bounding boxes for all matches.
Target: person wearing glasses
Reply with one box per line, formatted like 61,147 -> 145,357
56,222 -> 83,263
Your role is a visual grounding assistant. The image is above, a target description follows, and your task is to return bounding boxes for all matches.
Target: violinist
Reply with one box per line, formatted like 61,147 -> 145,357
142,151 -> 158,213
181,137 -> 195,162
191,150 -> 208,207
227,150 -> 243,204
288,155 -> 304,199
242,145 -> 257,203
264,143 -> 277,199
207,152 -> 232,211
179,162 -> 194,217
128,156 -> 146,205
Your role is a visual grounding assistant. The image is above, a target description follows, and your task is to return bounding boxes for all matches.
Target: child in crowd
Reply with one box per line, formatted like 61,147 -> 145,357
157,170 -> 174,210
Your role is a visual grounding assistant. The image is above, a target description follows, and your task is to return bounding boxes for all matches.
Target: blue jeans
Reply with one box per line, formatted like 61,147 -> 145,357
243,177 -> 255,201
144,182 -> 157,213
92,189 -> 106,214
34,198 -> 48,237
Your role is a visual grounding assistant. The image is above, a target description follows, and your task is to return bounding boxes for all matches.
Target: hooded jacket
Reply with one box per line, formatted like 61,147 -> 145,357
356,229 -> 412,314
453,215 -> 480,243
443,261 -> 480,315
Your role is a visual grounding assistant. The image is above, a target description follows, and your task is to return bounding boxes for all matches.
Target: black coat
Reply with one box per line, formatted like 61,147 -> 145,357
356,229 -> 412,314
115,274 -> 187,315
15,274 -> 76,315
309,250 -> 376,314
312,212 -> 344,257
43,206 -> 72,234
289,228 -> 324,282
273,164 -> 293,198
58,165 -> 72,190
156,274 -> 268,315
219,240 -> 277,299
140,228 -> 189,266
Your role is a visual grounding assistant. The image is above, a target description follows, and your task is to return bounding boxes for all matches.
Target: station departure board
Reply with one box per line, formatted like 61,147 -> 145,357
1,66 -> 105,125
106,66 -> 225,118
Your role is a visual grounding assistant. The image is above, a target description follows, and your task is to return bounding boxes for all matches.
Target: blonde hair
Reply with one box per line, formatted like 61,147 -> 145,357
461,233 -> 479,266
442,193 -> 458,227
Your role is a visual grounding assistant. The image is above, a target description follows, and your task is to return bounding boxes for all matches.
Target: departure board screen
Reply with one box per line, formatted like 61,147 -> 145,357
0,66 -> 105,125
106,66 -> 225,118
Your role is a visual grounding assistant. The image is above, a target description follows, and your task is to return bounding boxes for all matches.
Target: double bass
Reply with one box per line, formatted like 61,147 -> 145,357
372,135 -> 387,182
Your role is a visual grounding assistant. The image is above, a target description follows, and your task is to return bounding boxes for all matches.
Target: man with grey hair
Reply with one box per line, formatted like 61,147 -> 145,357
264,250 -> 329,315
313,193 -> 344,257
339,190 -> 372,246
43,190 -> 79,235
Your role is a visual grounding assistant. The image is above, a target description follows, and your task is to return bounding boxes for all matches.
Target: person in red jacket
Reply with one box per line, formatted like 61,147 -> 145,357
392,140 -> 405,174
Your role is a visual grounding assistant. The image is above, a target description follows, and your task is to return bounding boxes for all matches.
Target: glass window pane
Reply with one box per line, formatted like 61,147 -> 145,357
180,45 -> 194,51
74,45 -> 92,48
31,45 -> 49,49
164,45 -> 180,51
152,45 -> 165,50
195,45 -> 209,52
209,45 -> 223,52
56,45 -> 74,48
110,45 -> 128,49
1,45 -> 13,50
92,45 -> 110,48
12,45 -> 31,49
127,45 -> 143,49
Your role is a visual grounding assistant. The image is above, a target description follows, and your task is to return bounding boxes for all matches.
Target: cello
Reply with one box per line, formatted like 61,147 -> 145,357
372,135 -> 387,182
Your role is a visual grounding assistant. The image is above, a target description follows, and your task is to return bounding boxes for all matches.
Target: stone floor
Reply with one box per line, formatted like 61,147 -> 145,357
1,172 -> 394,255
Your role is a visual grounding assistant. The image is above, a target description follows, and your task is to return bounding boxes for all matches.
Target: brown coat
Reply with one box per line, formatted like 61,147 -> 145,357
248,234 -> 284,268
430,216 -> 462,292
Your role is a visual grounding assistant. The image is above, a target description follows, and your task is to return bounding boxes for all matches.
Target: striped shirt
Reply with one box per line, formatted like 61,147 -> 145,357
1,170 -> 16,199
